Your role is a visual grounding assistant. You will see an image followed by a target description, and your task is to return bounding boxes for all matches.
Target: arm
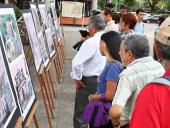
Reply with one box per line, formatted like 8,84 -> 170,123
90,80 -> 117,101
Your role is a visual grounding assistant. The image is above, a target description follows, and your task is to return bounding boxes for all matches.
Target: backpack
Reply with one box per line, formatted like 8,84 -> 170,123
150,76 -> 170,86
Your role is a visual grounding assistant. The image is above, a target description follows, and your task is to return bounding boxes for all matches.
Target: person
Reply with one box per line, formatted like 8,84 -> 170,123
129,17 -> 170,128
134,8 -> 145,34
71,14 -> 106,128
109,33 -> 165,128
90,10 -> 101,17
153,16 -> 165,60
119,5 -> 128,16
105,3 -> 114,10
85,31 -> 123,127
119,13 -> 137,39
103,8 -> 118,32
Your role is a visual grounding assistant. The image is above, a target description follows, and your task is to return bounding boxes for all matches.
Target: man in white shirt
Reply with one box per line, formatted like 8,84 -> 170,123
71,14 -> 106,128
103,8 -> 118,32
109,34 -> 165,128
134,8 -> 145,34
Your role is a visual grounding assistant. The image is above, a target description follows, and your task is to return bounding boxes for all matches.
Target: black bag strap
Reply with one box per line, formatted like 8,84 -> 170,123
150,76 -> 170,86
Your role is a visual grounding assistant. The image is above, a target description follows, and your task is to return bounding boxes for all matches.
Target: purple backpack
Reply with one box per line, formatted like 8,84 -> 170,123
82,101 -> 112,127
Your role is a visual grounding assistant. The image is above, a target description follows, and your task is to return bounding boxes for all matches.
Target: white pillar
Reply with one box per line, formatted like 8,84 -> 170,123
92,0 -> 98,10
5,0 -> 8,4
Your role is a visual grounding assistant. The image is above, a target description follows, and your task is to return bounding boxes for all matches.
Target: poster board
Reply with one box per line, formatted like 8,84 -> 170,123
61,1 -> 83,18
45,28 -> 56,58
23,10 -> 43,72
30,3 -> 49,67
50,1 -> 59,30
0,7 -> 36,121
0,44 -> 18,128
38,3 -> 55,35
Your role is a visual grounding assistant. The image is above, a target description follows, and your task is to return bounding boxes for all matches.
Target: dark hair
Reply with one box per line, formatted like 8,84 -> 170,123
136,8 -> 145,14
90,10 -> 101,16
101,31 -> 121,62
120,5 -> 128,10
121,13 -> 137,29
105,3 -> 114,9
112,12 -> 120,24
155,40 -> 170,59
158,16 -> 165,26
104,8 -> 113,17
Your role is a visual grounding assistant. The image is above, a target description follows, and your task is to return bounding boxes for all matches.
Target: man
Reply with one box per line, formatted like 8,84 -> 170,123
103,8 -> 118,32
71,14 -> 106,128
134,8 -> 145,34
120,5 -> 128,16
109,33 -> 165,128
130,17 -> 170,128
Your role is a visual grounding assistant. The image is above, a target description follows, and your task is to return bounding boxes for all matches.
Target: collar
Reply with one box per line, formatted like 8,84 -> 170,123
127,56 -> 153,68
163,68 -> 170,77
93,31 -> 105,37
107,20 -> 115,25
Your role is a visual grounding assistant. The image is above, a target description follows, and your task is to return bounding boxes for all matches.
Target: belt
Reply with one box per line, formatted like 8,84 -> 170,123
82,76 -> 98,79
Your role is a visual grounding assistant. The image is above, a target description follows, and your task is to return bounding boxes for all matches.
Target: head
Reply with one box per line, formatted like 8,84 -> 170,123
119,13 -> 137,32
103,8 -> 113,23
119,34 -> 150,67
100,31 -> 121,62
88,14 -> 105,36
112,12 -> 120,24
154,17 -> 170,69
136,8 -> 145,22
90,10 -> 101,17
120,5 -> 128,14
157,16 -> 165,26
105,3 -> 114,9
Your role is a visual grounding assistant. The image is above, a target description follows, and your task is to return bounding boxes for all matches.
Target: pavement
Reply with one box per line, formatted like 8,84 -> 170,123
29,23 -> 157,128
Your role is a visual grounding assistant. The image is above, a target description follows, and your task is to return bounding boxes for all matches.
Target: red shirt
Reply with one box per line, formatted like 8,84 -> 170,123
130,68 -> 170,128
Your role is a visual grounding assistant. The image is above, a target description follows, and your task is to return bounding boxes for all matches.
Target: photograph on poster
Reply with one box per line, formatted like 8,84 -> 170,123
0,45 -> 17,128
45,29 -> 55,57
30,4 -> 42,34
38,33 -> 49,67
38,4 -> 50,30
0,13 -> 23,63
51,2 -> 59,30
10,56 -> 35,117
0,8 -> 35,120
23,12 -> 42,72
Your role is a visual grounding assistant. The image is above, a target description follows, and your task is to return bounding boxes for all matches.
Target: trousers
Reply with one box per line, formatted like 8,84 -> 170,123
73,76 -> 97,128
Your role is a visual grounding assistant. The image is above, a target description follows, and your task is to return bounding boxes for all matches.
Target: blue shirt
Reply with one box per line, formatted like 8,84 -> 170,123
134,22 -> 144,34
97,61 -> 123,93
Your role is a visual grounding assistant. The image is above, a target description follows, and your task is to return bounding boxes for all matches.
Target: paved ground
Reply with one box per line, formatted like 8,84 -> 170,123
29,23 -> 157,128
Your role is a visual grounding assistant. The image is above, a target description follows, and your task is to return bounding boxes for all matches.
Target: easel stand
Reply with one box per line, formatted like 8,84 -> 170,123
15,117 -> 23,128
38,65 -> 55,128
15,101 -> 40,128
25,101 -> 40,128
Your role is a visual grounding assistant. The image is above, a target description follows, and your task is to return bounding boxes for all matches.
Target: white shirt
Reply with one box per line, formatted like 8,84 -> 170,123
105,20 -> 118,32
112,56 -> 165,121
134,21 -> 144,34
70,31 -> 106,80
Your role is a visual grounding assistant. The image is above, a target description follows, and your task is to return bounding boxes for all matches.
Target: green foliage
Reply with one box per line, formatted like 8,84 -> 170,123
14,6 -> 21,20
98,0 -> 105,10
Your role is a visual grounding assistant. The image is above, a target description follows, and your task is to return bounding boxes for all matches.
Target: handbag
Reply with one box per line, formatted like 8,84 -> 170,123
82,101 -> 111,128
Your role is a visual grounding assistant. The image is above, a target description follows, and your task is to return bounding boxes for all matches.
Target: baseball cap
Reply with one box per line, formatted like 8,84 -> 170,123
156,16 -> 170,45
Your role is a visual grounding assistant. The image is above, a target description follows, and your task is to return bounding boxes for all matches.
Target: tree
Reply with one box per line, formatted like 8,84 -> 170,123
146,0 -> 160,11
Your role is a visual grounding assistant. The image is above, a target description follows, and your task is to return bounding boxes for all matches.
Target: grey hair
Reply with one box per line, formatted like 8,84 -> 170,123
89,14 -> 105,30
124,33 -> 150,59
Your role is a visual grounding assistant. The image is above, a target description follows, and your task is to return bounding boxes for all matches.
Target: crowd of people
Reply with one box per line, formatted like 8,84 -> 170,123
71,3 -> 170,128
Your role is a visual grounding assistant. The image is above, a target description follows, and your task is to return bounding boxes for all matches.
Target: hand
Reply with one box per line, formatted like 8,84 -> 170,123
75,80 -> 85,92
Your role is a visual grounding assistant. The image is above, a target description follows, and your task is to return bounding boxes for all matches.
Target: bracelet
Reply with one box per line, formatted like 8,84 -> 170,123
88,94 -> 92,101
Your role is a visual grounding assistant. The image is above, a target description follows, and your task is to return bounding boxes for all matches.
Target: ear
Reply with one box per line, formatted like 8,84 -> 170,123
154,42 -> 162,60
127,50 -> 134,60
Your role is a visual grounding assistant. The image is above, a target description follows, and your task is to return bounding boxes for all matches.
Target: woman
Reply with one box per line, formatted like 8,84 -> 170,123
83,31 -> 123,128
119,12 -> 137,39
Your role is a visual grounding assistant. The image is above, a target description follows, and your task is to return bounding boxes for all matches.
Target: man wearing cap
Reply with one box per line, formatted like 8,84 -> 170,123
109,33 -> 165,128
130,17 -> 170,128
71,14 -> 106,128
